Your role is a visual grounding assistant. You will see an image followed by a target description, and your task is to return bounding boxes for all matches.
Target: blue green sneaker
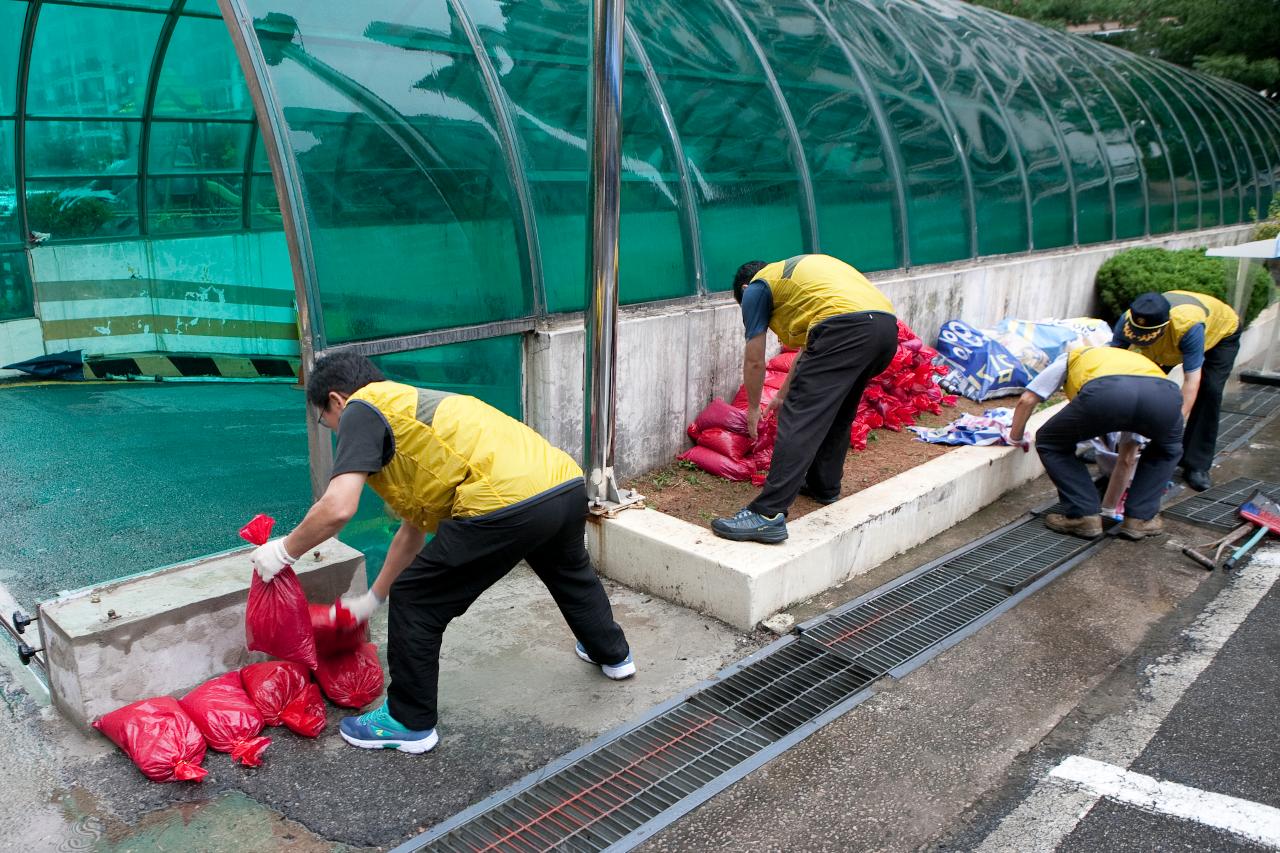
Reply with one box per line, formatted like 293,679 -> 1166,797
339,702 -> 438,754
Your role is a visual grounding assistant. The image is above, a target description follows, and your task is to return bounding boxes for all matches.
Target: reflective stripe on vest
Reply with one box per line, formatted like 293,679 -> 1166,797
1126,290 -> 1239,367
1064,346 -> 1168,400
349,381 -> 582,533
756,254 -> 894,348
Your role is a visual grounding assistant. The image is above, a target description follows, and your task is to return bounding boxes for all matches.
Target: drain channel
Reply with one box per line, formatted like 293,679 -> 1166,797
1222,385 -> 1280,418
1164,477 -> 1280,530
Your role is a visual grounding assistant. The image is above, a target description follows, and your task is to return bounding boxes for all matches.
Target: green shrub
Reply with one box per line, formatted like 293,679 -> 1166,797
25,191 -> 113,238
1095,246 -> 1273,329
1254,198 -> 1280,242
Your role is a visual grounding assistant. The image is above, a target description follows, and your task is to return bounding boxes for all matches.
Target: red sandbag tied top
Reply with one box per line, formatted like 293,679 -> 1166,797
241,660 -> 309,726
680,321 -> 957,482
315,642 -> 385,709
280,682 -> 327,738
179,672 -> 271,767
239,514 -> 319,670
310,602 -> 369,657
93,697 -> 208,783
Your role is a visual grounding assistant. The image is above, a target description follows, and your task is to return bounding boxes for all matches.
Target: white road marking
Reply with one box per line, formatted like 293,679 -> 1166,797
1050,755 -> 1280,849
976,548 -> 1280,853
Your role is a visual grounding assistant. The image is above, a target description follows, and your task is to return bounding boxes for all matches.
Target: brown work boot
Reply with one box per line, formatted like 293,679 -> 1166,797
1119,515 -> 1164,541
1044,512 -> 1103,539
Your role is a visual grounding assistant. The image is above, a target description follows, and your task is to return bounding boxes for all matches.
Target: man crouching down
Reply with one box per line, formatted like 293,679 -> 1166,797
250,353 -> 634,754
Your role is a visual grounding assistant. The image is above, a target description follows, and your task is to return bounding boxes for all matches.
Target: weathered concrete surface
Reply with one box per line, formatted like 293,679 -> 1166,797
527,224 -> 1255,478
39,539 -> 365,730
591,402 -> 1066,629
0,317 -> 43,378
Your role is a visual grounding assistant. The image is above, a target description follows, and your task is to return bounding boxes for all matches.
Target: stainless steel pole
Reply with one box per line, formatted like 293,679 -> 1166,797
583,0 -> 626,507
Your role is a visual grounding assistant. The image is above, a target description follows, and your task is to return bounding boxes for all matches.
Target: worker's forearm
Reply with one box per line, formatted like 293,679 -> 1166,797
1008,393 -> 1041,442
283,496 -> 354,559
1102,442 -> 1139,509
744,357 -> 765,410
1181,370 -> 1201,421
370,524 -> 425,600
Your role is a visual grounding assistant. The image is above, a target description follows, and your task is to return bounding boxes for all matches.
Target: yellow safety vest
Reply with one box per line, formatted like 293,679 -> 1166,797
755,254 -> 895,349
1063,346 -> 1169,400
349,381 -> 582,533
1124,290 -> 1239,368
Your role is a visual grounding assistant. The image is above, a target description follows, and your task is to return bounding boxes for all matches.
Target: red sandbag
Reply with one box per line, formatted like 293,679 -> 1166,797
763,369 -> 787,391
677,445 -> 755,482
93,697 -> 207,783
696,427 -> 753,461
766,348 -> 800,373
180,672 -> 271,767
690,398 -> 749,436
315,642 -> 385,709
240,660 -> 310,726
750,416 -> 778,472
280,682 -> 327,738
310,603 -> 369,657
240,514 -> 318,670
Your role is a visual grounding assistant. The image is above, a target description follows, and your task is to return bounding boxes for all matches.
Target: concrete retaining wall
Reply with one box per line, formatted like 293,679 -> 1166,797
529,225 -> 1256,478
0,317 -> 44,378
39,539 -> 365,731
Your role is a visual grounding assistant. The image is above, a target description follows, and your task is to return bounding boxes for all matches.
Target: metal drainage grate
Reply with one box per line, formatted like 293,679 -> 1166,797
944,520 -> 1097,591
1222,385 -> 1280,418
690,639 -> 878,739
1216,411 -> 1265,455
1163,477 -> 1280,530
801,568 -> 1007,674
416,703 -> 772,852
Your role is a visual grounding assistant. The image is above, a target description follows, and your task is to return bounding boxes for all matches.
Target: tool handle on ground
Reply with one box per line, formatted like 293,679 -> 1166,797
1224,525 -> 1268,572
1180,547 -> 1217,572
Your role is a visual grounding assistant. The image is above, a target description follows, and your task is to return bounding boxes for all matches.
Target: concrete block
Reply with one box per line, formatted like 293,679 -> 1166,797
38,539 -> 366,731
589,403 -> 1065,630
0,318 -> 45,378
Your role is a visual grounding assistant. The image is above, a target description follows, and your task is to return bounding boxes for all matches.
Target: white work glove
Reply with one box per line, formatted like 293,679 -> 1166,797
250,537 -> 296,583
330,590 -> 385,626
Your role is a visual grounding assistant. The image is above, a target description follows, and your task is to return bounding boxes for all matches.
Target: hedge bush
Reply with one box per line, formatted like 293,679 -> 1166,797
1095,246 -> 1273,329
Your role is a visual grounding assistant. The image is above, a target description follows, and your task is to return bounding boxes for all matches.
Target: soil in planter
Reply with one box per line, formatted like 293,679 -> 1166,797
625,395 -> 1032,530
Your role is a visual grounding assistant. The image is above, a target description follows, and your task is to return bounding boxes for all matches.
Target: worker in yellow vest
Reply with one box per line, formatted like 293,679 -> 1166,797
1008,345 -> 1182,540
1111,290 -> 1240,492
712,254 -> 897,544
249,353 -> 633,755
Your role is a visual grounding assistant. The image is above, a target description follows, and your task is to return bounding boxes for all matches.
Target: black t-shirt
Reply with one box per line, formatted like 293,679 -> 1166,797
331,400 -> 394,477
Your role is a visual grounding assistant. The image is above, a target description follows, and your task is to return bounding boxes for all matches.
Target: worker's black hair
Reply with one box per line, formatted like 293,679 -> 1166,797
732,261 -> 768,304
306,351 -> 386,408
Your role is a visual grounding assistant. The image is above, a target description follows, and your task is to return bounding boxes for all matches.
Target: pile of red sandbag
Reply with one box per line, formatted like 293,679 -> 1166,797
92,515 -> 384,783
680,320 -> 956,483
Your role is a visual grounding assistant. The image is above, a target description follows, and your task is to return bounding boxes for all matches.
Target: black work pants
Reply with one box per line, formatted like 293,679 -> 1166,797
385,481 -> 630,731
749,311 -> 898,518
1036,376 -> 1183,521
1181,329 -> 1241,473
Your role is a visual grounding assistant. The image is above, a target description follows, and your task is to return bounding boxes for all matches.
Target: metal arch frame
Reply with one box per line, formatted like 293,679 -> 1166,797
799,0 -> 913,267
240,117 -> 257,228
448,0 -> 548,316
1113,54 -> 1203,232
1217,83 -> 1280,214
1136,56 -> 1220,229
1182,69 -> 1256,224
136,0 -> 186,237
995,17 -> 1119,243
216,0 -> 330,495
1054,33 -> 1152,238
1174,68 -> 1247,226
715,0 -> 821,254
14,1 -> 41,245
1071,35 -> 1176,236
859,0 -> 979,258
904,0 -> 1035,254
623,21 -> 707,295
961,2 -> 1080,248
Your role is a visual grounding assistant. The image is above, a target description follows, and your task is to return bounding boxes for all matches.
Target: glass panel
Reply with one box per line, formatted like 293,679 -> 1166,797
631,0 -> 805,290
1182,74 -> 1246,226
0,121 -> 16,244
149,121 -> 250,173
1043,37 -> 1145,240
241,0 -> 529,342
148,174 -> 243,233
884,0 -> 1028,257
828,0 -> 969,266
26,119 -> 139,176
0,249 -> 32,321
54,0 -> 171,8
735,0 -> 901,271
1142,61 -> 1219,228
958,8 -> 1073,250
1114,58 -> 1200,232
1004,23 -> 1111,244
250,174 -> 282,229
0,1 -> 25,116
25,178 -> 138,239
27,5 -> 164,117
1075,38 -> 1175,235
182,0 -> 224,15
153,16 -> 255,119
1225,89 -> 1278,219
